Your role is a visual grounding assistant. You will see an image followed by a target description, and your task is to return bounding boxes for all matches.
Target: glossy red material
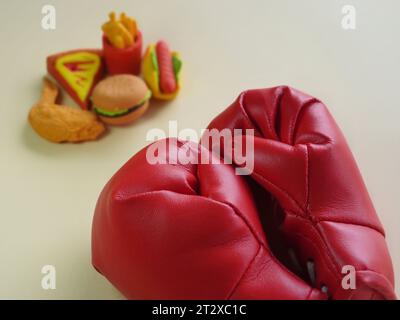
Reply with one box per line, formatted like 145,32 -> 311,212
92,86 -> 396,300
92,139 -> 326,299
206,86 -> 396,300
102,32 -> 142,76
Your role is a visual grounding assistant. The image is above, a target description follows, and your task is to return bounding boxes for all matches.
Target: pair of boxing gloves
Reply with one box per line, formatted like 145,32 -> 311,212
91,86 -> 396,299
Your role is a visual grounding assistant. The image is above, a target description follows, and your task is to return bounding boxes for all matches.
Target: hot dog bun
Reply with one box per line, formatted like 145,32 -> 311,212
142,41 -> 182,101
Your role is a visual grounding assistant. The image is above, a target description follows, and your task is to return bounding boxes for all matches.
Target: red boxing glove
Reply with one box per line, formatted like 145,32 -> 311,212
205,86 -> 396,299
92,86 -> 396,299
92,139 -> 326,299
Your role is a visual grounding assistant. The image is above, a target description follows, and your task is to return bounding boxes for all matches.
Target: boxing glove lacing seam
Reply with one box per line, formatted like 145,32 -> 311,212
289,227 -> 341,295
237,91 -> 264,138
225,245 -> 263,299
249,143 -> 385,291
220,88 -> 391,298
223,202 -> 318,300
247,145 -> 341,295
116,190 -> 293,298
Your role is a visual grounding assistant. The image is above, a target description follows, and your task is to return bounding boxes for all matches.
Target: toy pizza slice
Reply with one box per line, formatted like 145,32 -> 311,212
47,49 -> 104,110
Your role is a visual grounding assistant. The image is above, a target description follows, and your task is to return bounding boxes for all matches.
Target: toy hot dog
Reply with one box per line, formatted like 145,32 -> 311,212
102,12 -> 142,75
156,41 -> 177,94
142,40 -> 182,100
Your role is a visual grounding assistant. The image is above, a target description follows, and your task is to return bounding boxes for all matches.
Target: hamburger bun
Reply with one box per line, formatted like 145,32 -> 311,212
92,75 -> 151,125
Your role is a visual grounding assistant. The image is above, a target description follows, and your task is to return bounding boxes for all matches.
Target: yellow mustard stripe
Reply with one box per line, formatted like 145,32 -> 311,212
55,52 -> 101,102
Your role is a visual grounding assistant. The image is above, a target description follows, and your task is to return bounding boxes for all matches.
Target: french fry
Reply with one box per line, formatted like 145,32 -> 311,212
120,12 -> 137,39
102,12 -> 134,49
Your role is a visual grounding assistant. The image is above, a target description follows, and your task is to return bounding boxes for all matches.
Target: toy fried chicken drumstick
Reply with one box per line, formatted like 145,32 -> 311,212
29,78 -> 105,143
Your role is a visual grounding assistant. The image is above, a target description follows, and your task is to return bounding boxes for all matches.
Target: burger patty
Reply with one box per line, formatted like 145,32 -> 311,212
93,90 -> 151,118
94,102 -> 146,118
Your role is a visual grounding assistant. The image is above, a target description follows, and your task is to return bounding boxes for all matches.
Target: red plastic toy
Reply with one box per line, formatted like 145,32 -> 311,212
102,31 -> 142,76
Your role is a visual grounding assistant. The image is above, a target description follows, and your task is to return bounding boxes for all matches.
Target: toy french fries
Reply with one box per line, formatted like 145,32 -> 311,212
102,12 -> 142,75
120,13 -> 137,41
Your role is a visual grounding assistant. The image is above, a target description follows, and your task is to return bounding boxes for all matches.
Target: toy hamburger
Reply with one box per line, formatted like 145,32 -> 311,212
92,75 -> 151,125
142,40 -> 182,101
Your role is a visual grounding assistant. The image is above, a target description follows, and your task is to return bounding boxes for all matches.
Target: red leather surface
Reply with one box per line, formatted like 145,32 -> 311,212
205,86 -> 396,299
92,139 -> 324,299
92,86 -> 396,300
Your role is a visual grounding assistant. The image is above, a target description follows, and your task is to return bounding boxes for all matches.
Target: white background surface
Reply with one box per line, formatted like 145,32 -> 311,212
0,0 -> 399,299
